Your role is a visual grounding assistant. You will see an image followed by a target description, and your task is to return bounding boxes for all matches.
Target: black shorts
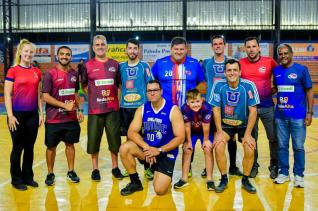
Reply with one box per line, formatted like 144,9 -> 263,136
223,127 -> 255,142
151,154 -> 176,178
120,107 -> 137,136
45,121 -> 81,148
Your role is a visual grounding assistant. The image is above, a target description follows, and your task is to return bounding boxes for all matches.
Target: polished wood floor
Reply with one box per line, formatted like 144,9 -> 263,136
0,115 -> 317,211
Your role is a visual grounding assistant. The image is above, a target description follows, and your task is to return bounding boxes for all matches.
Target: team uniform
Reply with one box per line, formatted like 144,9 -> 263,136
42,66 -> 81,148
273,63 -> 312,177
81,58 -> 121,154
5,65 -> 42,186
119,61 -> 153,135
142,100 -> 178,177
152,56 -> 205,107
209,78 -> 260,140
181,101 -> 213,148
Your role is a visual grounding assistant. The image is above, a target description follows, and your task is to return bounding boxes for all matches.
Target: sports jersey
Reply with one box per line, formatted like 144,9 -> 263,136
42,66 -> 79,123
273,63 -> 312,119
5,65 -> 41,111
209,79 -> 260,128
152,56 -> 204,107
240,56 -> 277,108
81,58 -> 120,115
202,56 -> 228,103
119,61 -> 153,108
142,100 -> 178,160
181,101 -> 212,134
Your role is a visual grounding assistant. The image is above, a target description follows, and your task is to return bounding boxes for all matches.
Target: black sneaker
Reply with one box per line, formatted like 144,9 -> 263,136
173,179 -> 189,189
242,178 -> 256,194
207,181 -> 215,191
215,178 -> 228,193
249,166 -> 259,178
25,180 -> 39,187
201,168 -> 207,178
269,165 -> 278,179
45,173 -> 55,186
120,182 -> 143,196
112,167 -> 125,180
229,167 -> 243,176
13,183 -> 27,191
67,171 -> 80,183
91,169 -> 101,181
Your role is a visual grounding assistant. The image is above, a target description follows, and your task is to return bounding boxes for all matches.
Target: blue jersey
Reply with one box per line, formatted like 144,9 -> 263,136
209,79 -> 260,128
142,100 -> 178,160
152,55 -> 205,107
202,56 -> 228,103
119,61 -> 153,108
273,63 -> 312,119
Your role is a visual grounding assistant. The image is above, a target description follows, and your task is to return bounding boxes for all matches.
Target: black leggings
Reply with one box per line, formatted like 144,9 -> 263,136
9,111 -> 39,185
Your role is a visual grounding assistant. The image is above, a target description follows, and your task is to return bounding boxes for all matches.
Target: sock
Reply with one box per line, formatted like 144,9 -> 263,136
228,139 -> 237,170
129,173 -> 141,183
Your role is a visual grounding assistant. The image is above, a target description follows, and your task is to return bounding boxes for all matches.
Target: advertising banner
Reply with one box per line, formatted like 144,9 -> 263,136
108,44 -> 127,62
142,43 -> 171,63
55,44 -> 89,62
287,43 -> 318,61
34,45 -> 52,63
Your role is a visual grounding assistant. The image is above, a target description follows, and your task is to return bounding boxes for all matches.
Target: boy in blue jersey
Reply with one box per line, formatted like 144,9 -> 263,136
119,80 -> 185,196
209,59 -> 260,194
273,44 -> 314,188
173,89 -> 215,190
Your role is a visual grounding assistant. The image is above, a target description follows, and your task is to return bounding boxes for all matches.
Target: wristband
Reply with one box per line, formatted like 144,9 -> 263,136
77,109 -> 84,112
307,111 -> 313,115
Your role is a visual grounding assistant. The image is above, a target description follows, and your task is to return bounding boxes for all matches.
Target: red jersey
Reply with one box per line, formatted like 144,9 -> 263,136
240,56 -> 277,107
81,58 -> 120,114
5,65 -> 41,111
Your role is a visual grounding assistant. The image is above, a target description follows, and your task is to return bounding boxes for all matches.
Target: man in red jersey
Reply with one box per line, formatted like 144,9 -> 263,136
240,37 -> 278,179
81,35 -> 126,181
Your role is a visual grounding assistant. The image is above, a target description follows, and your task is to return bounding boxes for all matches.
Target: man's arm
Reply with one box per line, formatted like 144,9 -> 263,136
42,93 -> 75,111
305,88 -> 314,126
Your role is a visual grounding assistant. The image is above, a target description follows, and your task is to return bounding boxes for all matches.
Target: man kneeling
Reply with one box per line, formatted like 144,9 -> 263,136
120,80 -> 185,196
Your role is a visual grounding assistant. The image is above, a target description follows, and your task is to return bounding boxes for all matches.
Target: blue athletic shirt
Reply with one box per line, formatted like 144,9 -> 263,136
202,56 -> 228,103
142,99 -> 178,160
273,63 -> 312,119
209,79 -> 260,128
152,55 -> 205,107
119,61 -> 153,108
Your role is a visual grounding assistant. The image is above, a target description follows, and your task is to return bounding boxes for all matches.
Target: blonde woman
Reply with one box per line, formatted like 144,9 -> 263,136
4,39 -> 43,190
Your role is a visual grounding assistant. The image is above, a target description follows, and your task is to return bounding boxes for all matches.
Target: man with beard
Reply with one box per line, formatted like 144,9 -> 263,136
42,46 -> 83,185
240,37 -> 279,179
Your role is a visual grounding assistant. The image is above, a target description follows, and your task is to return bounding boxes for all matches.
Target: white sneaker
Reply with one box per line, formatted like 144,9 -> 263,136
274,174 -> 290,184
294,175 -> 304,188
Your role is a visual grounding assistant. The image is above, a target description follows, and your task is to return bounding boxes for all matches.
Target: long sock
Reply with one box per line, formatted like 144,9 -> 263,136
228,139 -> 237,169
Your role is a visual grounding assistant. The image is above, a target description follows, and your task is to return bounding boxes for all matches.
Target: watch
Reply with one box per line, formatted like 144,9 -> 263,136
307,111 -> 314,115
158,148 -> 163,154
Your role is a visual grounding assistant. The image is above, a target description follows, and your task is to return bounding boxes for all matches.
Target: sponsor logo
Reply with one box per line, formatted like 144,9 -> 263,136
213,94 -> 220,102
222,119 -> 242,126
213,64 -> 224,74
277,85 -> 294,92
185,70 -> 192,76
59,88 -> 75,96
92,68 -> 100,72
127,67 -> 137,77
259,66 -> 266,73
95,79 -> 114,86
288,73 -> 297,79
124,94 -> 141,102
226,91 -> 240,105
33,72 -> 39,79
275,74 -> 281,77
108,67 -> 116,72
248,90 -> 254,99
224,106 -> 234,115
126,80 -> 134,89
70,76 -> 77,82
156,131 -> 162,140
167,154 -> 175,159
57,78 -> 64,82
145,68 -> 151,77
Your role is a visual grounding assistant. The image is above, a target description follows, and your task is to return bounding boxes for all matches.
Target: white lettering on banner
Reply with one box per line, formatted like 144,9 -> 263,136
277,85 -> 295,92
59,88 -> 75,96
95,79 -> 114,86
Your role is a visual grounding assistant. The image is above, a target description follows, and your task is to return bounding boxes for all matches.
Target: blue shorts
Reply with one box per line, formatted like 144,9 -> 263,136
191,133 -> 214,149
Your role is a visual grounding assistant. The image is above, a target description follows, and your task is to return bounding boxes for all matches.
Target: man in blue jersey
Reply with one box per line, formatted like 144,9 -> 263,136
273,44 -> 314,188
119,80 -> 185,196
152,36 -> 205,108
209,59 -> 260,194
202,35 -> 242,177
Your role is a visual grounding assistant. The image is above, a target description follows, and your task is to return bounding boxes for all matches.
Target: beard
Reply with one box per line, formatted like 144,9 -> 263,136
58,59 -> 71,67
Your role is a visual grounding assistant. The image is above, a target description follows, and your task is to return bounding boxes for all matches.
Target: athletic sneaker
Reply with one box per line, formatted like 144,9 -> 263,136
249,165 -> 259,178
215,178 -> 228,193
122,170 -> 129,177
144,168 -> 154,180
207,181 -> 215,191
120,182 -> 143,196
294,175 -> 304,188
174,179 -> 189,189
45,173 -> 55,186
201,168 -> 207,178
67,171 -> 80,183
274,174 -> 290,184
269,165 -> 278,179
112,167 -> 125,180
91,169 -> 101,181
242,177 -> 256,194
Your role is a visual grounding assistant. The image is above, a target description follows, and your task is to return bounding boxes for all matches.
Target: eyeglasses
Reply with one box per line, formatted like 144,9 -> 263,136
146,88 -> 161,94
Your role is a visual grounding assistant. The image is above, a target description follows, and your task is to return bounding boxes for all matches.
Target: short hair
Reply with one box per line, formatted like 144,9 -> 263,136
225,59 -> 241,70
171,36 -> 187,47
210,35 -> 226,44
277,43 -> 293,54
244,36 -> 260,46
57,45 -> 72,55
126,38 -> 140,48
147,79 -> 162,89
93,34 -> 107,45
186,88 -> 201,100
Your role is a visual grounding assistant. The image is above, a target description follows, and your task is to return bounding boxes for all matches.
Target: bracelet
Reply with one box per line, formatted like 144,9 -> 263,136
307,111 -> 314,115
77,109 -> 84,112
